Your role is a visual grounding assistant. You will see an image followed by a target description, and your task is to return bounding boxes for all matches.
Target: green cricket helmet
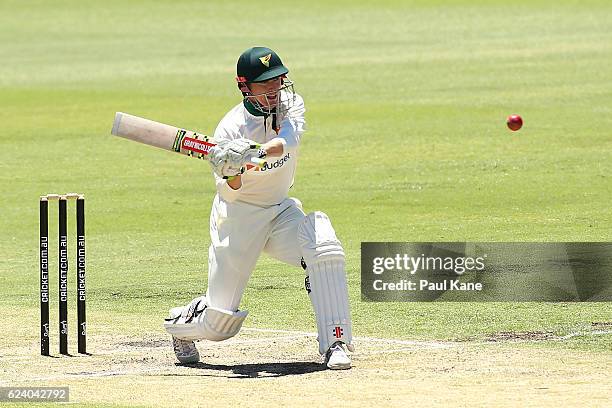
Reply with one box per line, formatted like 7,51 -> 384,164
236,46 -> 288,86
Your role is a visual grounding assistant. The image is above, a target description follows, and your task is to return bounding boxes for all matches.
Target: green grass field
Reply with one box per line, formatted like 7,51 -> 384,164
1,1 -> 611,407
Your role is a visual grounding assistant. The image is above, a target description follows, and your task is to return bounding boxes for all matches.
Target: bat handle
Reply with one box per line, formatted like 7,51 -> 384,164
250,157 -> 267,167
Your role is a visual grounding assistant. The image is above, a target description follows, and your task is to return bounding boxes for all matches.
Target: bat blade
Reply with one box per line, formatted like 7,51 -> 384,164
111,112 -> 214,159
111,112 -> 266,166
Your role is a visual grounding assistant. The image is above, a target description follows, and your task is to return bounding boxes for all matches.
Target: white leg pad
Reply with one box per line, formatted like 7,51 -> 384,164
201,307 -> 248,341
298,212 -> 353,355
164,296 -> 248,341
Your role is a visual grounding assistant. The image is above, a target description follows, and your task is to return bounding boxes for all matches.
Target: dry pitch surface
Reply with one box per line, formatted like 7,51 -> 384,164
1,319 -> 610,408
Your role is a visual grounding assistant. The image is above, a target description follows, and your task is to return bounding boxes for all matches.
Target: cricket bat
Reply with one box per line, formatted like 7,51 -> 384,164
111,112 -> 266,166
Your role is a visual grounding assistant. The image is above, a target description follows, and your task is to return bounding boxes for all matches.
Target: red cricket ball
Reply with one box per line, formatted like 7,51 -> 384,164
507,114 -> 523,131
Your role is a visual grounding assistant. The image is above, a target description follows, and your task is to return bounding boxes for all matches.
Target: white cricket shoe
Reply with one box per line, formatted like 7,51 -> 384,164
172,336 -> 200,364
324,341 -> 351,370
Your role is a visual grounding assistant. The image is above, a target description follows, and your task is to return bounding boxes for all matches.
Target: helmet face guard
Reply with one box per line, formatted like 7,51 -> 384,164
237,75 -> 296,116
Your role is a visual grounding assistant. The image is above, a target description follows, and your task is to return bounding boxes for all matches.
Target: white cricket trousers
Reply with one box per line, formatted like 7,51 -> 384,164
206,194 -> 306,311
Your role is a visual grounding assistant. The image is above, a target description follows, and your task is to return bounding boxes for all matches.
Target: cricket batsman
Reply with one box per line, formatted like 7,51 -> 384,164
164,46 -> 354,369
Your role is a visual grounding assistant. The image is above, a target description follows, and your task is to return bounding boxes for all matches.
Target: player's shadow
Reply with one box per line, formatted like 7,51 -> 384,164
179,361 -> 326,378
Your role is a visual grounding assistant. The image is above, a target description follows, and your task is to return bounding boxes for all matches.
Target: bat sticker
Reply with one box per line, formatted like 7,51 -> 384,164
181,137 -> 215,156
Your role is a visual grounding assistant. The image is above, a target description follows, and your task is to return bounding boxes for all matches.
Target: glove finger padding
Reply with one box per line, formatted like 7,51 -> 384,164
208,148 -> 240,178
225,149 -> 247,169
227,138 -> 254,153
209,138 -> 260,178
227,139 -> 260,167
221,162 -> 244,178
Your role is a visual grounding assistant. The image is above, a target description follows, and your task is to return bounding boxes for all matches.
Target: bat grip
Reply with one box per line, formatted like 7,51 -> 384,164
247,144 -> 267,168
250,157 -> 267,167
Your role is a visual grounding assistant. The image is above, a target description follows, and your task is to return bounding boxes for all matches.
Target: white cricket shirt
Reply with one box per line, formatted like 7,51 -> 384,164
212,93 -> 306,206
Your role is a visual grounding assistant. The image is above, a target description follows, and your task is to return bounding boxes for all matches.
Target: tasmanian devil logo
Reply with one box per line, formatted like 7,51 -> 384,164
259,53 -> 272,67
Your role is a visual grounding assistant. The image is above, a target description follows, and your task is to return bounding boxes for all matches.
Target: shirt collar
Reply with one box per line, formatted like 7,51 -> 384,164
243,99 -> 268,117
